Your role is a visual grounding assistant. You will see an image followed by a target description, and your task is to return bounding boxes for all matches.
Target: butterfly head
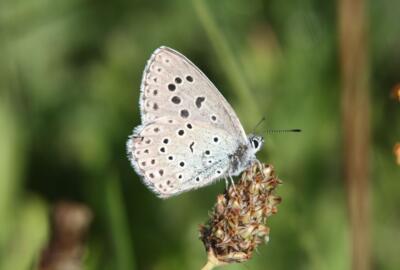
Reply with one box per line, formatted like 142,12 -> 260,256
248,134 -> 264,153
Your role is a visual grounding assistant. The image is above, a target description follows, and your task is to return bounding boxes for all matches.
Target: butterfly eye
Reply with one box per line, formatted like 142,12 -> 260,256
252,139 -> 259,149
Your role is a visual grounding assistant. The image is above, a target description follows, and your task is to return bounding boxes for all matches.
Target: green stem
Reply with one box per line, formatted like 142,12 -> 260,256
105,174 -> 136,270
192,0 -> 261,121
201,250 -> 226,270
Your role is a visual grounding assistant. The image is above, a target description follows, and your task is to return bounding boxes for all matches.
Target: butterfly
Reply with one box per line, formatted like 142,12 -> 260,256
126,46 -> 263,198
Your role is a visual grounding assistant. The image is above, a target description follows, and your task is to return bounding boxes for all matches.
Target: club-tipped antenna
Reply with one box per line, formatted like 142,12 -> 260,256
266,129 -> 302,134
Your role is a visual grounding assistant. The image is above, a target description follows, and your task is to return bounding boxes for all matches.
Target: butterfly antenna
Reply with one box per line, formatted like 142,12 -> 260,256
266,129 -> 302,134
253,116 -> 266,134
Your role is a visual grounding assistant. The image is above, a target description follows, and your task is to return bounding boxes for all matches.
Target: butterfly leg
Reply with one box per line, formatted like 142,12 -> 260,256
254,159 -> 264,177
229,175 -> 237,193
224,177 -> 229,190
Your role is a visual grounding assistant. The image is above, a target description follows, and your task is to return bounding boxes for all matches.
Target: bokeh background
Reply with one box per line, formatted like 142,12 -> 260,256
1,0 -> 399,269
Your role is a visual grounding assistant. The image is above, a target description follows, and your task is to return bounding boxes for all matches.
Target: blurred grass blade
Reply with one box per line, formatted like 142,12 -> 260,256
0,100 -> 21,247
0,196 -> 49,270
339,0 -> 371,269
192,0 -> 261,119
105,174 -> 136,270
0,99 -> 49,270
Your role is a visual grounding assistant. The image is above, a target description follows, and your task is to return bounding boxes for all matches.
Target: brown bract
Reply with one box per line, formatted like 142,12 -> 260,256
200,163 -> 282,269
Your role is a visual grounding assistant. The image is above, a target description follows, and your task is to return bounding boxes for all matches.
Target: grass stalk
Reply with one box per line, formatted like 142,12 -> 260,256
105,174 -> 136,270
338,0 -> 371,269
192,0 -> 261,121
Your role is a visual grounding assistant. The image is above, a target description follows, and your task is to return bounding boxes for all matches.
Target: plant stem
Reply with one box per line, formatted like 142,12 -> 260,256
338,0 -> 371,269
192,0 -> 261,121
201,250 -> 225,270
201,261 -> 217,270
105,174 -> 137,270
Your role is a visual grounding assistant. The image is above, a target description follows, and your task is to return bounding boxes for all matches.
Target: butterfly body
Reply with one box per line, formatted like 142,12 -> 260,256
227,134 -> 263,177
127,47 -> 263,198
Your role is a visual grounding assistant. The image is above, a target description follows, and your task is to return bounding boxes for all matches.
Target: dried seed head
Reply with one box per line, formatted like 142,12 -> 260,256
394,143 -> 400,165
200,163 -> 282,267
391,83 -> 400,101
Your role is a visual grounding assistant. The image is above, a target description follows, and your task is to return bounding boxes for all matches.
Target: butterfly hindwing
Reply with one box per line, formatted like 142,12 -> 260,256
128,117 -> 234,198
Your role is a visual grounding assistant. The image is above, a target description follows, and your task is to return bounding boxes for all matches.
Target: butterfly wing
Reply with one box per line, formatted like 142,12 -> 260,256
138,46 -> 247,139
128,117 -> 235,198
127,47 -> 248,198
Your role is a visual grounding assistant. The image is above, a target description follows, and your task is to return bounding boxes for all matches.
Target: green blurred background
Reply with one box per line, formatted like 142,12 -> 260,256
0,0 -> 399,269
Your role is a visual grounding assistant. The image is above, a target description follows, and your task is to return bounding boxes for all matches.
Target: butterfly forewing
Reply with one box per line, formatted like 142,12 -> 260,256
139,47 -> 246,138
127,46 -> 248,198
